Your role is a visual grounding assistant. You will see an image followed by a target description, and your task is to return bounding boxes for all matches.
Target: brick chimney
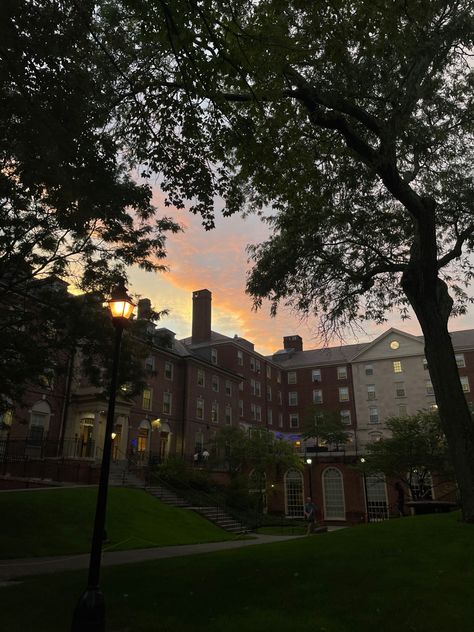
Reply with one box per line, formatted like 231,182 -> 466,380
137,298 -> 152,320
192,289 -> 212,343
283,335 -> 303,352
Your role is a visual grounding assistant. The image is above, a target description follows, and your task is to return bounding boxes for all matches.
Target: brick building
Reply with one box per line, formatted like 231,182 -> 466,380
2,288 -> 472,524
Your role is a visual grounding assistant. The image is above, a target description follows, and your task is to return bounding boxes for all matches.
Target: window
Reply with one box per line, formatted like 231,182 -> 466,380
289,413 -> 299,428
212,375 -> 219,392
196,398 -> 204,420
145,356 -> 155,371
278,413 -> 283,427
255,405 -> 262,422
337,366 -> 347,380
195,431 -> 204,453
277,391 -> 282,405
211,348 -> 218,365
250,357 -> 255,371
398,404 -> 408,417
288,391 -> 298,406
211,402 -> 219,423
369,407 -> 379,424
0,409 -> 13,429
164,361 -> 173,380
313,389 -> 323,404
251,379 -> 261,396
322,468 -> 345,520
367,384 -> 376,400
456,354 -> 466,368
395,382 -> 406,398
237,350 -> 243,366
340,410 -> 351,425
225,404 -> 232,425
267,410 -> 273,425
277,370 -> 281,384
225,380 -> 232,396
288,371 -> 297,384
266,365 -> 271,379
365,364 -> 374,376
239,377 -> 244,392
312,369 -> 321,382
390,340 -> 400,350
250,403 -> 256,420
29,401 -> 51,443
142,388 -> 152,411
239,399 -> 243,418
339,387 -> 349,402
393,361 -> 402,373
163,391 -> 172,414
426,379 -> 434,395
285,469 -> 304,518
267,385 -> 272,401
461,376 -> 470,393
255,359 -> 261,373
197,369 -> 205,387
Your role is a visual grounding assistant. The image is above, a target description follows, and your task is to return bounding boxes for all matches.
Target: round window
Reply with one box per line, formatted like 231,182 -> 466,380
390,340 -> 400,350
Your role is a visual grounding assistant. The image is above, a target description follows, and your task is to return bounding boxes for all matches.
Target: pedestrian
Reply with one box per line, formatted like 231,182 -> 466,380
395,482 -> 405,517
202,448 -> 210,461
304,496 -> 317,535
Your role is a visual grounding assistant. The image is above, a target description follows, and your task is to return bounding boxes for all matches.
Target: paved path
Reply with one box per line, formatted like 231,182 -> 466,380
0,534 -> 304,582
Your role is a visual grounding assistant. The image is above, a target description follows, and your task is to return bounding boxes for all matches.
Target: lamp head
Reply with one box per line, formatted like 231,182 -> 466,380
108,278 -> 135,322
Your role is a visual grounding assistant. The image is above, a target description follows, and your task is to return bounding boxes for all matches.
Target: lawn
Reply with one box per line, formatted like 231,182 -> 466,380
0,487 -> 235,558
2,512 -> 473,632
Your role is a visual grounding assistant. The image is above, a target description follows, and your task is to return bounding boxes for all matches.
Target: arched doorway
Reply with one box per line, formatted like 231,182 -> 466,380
137,419 -> 151,464
323,467 -> 346,520
78,415 -> 95,458
365,474 -> 389,522
159,422 -> 171,461
284,469 -> 304,518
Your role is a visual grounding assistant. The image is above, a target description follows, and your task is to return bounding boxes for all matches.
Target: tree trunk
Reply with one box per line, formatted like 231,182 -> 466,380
402,267 -> 474,522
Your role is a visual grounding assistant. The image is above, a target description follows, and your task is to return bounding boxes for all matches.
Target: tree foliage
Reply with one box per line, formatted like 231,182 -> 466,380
361,411 -> 453,499
302,407 -> 350,447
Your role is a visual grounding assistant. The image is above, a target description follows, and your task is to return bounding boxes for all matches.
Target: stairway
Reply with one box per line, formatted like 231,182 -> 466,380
109,461 -> 145,488
145,485 -> 246,533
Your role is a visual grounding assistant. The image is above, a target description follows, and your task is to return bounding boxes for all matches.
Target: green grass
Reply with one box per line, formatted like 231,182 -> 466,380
2,512 -> 473,631
0,487 -> 235,558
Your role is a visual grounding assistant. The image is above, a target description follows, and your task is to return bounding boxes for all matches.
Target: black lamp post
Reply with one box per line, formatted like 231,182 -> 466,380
306,458 -> 313,499
72,279 -> 135,632
360,457 -> 369,523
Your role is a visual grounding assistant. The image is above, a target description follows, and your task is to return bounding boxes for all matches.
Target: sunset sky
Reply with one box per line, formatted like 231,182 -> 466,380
128,187 -> 474,357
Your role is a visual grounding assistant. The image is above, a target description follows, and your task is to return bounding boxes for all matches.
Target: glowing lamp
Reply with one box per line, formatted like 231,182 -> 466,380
108,279 -> 135,321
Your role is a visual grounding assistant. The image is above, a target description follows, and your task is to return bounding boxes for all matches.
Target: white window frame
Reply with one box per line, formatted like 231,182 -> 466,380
337,366 -> 347,380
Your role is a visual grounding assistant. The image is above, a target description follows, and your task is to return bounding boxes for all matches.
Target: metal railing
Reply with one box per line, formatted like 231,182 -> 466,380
0,437 -> 96,462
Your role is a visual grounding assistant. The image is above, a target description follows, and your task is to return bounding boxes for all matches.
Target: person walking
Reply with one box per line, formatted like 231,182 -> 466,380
304,497 -> 317,535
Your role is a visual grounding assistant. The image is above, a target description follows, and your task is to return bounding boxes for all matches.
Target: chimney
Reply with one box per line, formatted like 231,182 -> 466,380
137,298 -> 152,320
192,289 -> 212,343
283,335 -> 303,352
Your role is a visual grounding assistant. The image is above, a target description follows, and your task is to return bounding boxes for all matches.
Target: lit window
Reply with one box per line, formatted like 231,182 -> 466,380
461,376 -> 470,393
289,413 -> 299,428
212,375 -> 219,392
337,366 -> 347,380
163,391 -> 172,414
164,362 -> 173,380
196,398 -> 204,420
390,340 -> 400,350
289,391 -> 298,406
456,354 -> 466,368
367,384 -> 376,400
340,410 -> 351,425
312,369 -> 321,382
339,387 -> 349,402
426,379 -> 434,395
288,371 -> 297,384
393,361 -> 402,373
369,407 -> 379,423
313,389 -> 323,404
142,388 -> 152,411
395,382 -> 406,398
365,365 -> 373,376
211,348 -> 218,365
197,369 -> 205,387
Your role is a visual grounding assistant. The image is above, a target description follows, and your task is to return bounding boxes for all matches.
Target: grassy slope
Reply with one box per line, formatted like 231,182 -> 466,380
0,487 -> 234,558
2,512 -> 473,632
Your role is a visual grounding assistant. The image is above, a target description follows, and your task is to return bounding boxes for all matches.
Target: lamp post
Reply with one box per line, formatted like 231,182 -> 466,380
306,458 -> 313,499
72,279 -> 134,632
360,457 -> 369,523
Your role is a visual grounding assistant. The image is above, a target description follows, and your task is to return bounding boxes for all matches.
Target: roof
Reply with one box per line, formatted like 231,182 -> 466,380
268,342 -> 368,368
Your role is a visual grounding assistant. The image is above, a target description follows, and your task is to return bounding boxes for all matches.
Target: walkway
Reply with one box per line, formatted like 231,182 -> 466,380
0,534 -> 304,582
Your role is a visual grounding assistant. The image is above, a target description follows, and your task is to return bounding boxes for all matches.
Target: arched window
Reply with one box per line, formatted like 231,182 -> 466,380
365,474 -> 389,522
28,401 -> 51,443
323,467 -> 345,520
285,469 -> 304,518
